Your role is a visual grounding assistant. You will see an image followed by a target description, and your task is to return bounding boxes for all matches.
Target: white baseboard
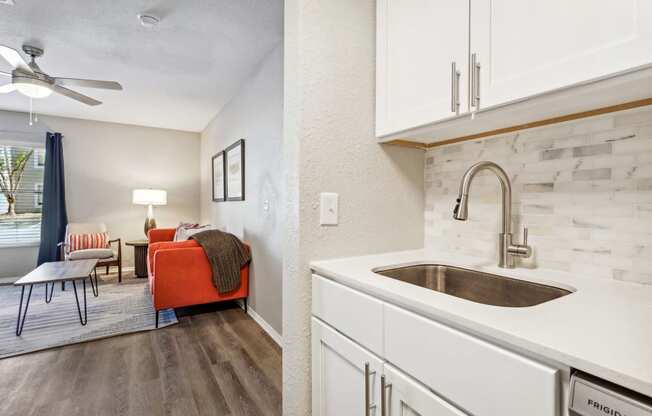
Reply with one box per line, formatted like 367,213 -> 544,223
239,300 -> 282,347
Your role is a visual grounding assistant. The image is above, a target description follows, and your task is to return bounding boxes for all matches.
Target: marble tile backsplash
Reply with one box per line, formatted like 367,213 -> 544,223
424,106 -> 652,284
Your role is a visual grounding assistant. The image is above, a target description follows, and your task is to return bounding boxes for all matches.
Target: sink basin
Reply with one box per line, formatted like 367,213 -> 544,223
373,264 -> 572,307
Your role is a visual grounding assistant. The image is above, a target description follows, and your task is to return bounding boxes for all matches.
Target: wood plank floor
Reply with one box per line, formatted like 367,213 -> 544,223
0,272 -> 282,416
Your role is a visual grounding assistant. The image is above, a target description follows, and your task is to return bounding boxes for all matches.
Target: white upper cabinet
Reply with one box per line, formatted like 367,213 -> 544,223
376,0 -> 469,137
471,0 -> 652,110
376,0 -> 652,141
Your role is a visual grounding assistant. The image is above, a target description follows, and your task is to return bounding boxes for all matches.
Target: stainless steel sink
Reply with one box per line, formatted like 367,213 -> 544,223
373,264 -> 572,307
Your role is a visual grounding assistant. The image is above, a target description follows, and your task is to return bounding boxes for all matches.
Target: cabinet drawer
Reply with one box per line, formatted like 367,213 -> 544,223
384,304 -> 559,416
312,275 -> 383,355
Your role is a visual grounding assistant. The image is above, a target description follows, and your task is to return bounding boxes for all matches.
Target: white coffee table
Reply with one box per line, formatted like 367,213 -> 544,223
14,259 -> 99,336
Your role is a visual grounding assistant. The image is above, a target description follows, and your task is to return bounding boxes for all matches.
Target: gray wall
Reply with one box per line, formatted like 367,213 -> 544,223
200,45 -> 284,336
283,0 -> 425,413
0,110 -> 201,278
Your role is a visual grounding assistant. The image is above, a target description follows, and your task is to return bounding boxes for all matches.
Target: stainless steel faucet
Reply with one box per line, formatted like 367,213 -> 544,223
453,161 -> 532,268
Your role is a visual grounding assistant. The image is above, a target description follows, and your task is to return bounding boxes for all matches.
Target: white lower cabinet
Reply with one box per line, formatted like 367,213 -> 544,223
311,276 -> 561,416
383,364 -> 467,416
312,316 -> 465,416
384,303 -> 559,416
312,318 -> 383,416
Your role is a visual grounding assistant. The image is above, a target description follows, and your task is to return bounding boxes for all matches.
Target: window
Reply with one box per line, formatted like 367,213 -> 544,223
34,148 -> 46,168
34,183 -> 43,207
0,144 -> 45,247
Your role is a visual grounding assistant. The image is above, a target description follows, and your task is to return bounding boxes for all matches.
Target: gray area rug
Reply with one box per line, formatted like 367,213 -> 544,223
0,279 -> 177,358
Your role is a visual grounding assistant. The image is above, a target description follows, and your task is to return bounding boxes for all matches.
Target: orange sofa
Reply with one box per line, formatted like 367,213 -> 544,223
147,228 -> 250,327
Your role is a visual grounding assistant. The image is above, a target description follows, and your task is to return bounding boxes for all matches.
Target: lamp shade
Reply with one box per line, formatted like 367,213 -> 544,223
132,189 -> 167,206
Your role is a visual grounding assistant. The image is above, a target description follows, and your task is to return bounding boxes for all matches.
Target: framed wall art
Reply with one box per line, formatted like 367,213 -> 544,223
212,151 -> 226,202
225,139 -> 245,201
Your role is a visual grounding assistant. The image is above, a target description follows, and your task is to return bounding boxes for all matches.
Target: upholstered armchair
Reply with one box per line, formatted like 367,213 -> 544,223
58,223 -> 122,283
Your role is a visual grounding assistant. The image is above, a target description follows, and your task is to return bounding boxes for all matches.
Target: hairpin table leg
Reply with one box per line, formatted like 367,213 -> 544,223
94,268 -> 99,295
72,279 -> 88,326
15,285 -> 33,336
89,272 -> 99,297
45,282 -> 55,303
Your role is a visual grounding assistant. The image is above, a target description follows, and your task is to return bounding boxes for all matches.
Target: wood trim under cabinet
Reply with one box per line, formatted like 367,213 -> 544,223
382,97 -> 652,150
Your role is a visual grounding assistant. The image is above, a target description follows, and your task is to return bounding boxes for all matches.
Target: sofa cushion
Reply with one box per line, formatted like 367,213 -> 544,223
68,248 -> 115,260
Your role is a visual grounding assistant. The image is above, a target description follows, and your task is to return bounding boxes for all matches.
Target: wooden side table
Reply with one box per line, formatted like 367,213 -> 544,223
126,240 -> 149,278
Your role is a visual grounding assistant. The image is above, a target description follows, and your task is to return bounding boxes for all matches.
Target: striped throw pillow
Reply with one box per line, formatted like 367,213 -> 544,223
67,232 -> 110,252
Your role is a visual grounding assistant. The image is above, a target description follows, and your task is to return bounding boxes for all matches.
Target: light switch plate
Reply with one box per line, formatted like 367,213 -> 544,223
319,192 -> 338,225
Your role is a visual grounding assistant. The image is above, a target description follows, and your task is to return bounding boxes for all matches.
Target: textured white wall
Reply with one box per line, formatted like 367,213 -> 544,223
425,106 -> 652,284
283,0 -> 425,413
0,110 -> 200,277
199,45 -> 284,335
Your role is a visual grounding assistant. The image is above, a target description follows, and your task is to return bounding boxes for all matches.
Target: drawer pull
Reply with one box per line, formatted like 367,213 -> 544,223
381,374 -> 392,416
471,53 -> 481,109
365,362 -> 377,415
451,61 -> 461,114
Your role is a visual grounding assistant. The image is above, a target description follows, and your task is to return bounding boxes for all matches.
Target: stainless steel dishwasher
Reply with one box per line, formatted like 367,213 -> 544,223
570,372 -> 652,416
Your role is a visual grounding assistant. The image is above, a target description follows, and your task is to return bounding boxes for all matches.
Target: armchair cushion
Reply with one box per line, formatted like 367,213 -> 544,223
66,232 -> 110,252
68,248 -> 115,260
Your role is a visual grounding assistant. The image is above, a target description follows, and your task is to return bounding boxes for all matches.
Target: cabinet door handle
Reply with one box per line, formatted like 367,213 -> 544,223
471,53 -> 481,109
451,62 -> 461,115
380,374 -> 392,416
364,362 -> 376,416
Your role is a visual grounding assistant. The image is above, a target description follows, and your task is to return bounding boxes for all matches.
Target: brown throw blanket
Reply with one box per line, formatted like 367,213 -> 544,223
191,230 -> 251,293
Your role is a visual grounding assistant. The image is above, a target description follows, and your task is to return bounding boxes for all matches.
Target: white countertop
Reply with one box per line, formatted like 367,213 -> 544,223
310,249 -> 652,398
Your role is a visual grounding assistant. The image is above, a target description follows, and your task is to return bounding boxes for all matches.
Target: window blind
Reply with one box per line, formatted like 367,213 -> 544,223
0,144 -> 45,247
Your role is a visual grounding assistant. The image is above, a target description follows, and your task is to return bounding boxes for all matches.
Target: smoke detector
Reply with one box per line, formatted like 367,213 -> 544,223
137,14 -> 160,28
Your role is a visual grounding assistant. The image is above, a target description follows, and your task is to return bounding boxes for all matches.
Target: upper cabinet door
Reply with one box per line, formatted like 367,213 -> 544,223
471,0 -> 652,110
376,0 -> 470,137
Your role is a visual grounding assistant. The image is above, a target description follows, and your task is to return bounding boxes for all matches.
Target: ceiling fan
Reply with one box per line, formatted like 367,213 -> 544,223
0,44 -> 123,106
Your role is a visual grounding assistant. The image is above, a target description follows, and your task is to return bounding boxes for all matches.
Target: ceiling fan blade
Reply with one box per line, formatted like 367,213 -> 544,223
54,78 -> 123,90
53,85 -> 102,106
0,83 -> 16,93
0,45 -> 32,73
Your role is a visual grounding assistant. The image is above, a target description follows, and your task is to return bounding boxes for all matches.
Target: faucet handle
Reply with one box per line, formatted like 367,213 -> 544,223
508,225 -> 533,258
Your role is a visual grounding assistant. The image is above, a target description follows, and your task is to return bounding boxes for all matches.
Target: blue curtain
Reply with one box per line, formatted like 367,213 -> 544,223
37,132 -> 68,265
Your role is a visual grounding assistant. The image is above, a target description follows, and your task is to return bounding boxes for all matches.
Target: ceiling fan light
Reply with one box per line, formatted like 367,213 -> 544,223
13,78 -> 52,98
